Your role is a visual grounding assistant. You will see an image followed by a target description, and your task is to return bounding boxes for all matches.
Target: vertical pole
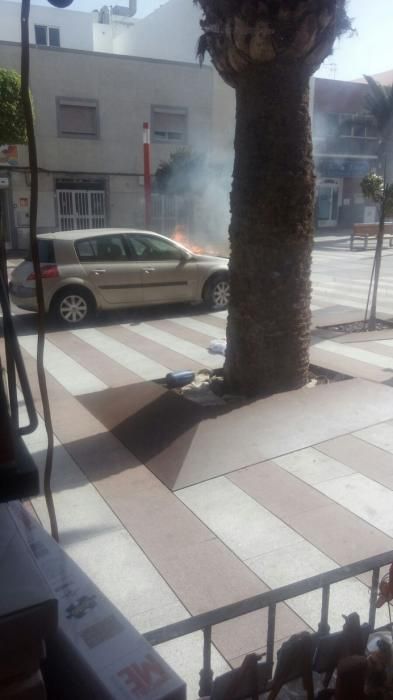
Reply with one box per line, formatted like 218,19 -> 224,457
266,604 -> 276,677
143,121 -> 152,229
369,567 -> 380,629
318,585 -> 331,635
199,626 -> 213,698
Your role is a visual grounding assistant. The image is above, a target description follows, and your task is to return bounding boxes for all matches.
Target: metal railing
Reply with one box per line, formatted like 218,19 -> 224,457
144,550 -> 393,697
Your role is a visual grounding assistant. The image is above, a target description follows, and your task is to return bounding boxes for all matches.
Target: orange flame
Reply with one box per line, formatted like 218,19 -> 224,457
171,226 -> 205,254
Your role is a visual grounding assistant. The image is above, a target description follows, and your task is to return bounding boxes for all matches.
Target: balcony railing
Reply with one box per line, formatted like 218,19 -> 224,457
314,135 -> 379,157
144,549 -> 393,697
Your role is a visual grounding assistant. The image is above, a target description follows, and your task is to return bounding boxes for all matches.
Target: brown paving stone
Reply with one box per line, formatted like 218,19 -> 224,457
311,306 -> 364,330
149,318 -> 213,348
44,388 -> 104,442
188,315 -> 226,331
287,503 -> 393,567
151,537 -> 310,661
79,378 -> 393,490
102,324 -> 203,372
229,461 -> 330,520
21,348 -> 67,407
310,346 -> 388,382
351,341 -> 393,361
336,330 -> 393,344
213,604 -> 312,662
48,331 -> 140,387
316,434 -> 393,490
78,382 -> 203,489
66,430 -> 141,481
74,453 -> 215,557
151,539 -> 267,612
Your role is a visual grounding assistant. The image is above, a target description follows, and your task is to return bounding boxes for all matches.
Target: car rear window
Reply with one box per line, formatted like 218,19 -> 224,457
26,240 -> 55,264
75,235 -> 128,262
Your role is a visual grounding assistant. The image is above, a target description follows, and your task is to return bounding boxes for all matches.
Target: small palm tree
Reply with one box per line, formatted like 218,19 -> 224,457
364,76 -> 393,181
194,1 -> 351,396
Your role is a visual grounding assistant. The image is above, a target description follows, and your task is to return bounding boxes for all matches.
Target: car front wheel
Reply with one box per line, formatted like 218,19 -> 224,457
52,287 -> 95,326
204,275 -> 230,310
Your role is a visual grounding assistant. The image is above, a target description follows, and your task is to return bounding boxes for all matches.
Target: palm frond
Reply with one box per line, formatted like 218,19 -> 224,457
196,34 -> 209,65
364,75 -> 393,132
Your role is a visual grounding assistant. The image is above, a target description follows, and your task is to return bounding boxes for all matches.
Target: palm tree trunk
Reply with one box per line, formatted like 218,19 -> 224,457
368,208 -> 385,331
224,66 -> 314,396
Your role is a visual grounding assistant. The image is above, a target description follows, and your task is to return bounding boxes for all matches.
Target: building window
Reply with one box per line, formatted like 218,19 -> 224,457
35,25 -> 60,47
339,113 -> 378,139
57,98 -> 99,139
151,106 -> 187,144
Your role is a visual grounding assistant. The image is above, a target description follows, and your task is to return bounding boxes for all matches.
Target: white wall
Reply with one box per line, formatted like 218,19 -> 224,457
0,0 -> 94,51
0,41 -> 213,236
130,0 -> 202,64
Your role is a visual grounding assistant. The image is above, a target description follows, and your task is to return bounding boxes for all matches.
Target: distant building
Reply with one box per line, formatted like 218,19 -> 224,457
312,78 -> 380,229
0,40 -> 213,248
0,0 -> 391,247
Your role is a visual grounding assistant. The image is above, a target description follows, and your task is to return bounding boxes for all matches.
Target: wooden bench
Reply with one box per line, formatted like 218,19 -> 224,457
350,222 -> 393,250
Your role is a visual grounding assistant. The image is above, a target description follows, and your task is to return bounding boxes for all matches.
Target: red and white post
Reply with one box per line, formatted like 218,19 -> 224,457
143,121 -> 152,228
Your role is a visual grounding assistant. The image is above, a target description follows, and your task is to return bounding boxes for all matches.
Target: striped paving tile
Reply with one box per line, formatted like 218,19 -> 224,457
246,539 -> 387,632
314,279 -> 393,296
177,477 -> 303,562
143,317 -> 215,350
273,447 -> 354,486
230,459 -> 393,567
315,434 -> 393,491
335,330 -> 393,344
18,333 -> 107,396
102,323 -> 205,372
310,345 -> 390,382
121,322 -> 222,370
72,327 -> 170,381
313,339 -> 393,370
21,409 -> 189,635
18,347 -> 105,442
62,412 -> 308,662
189,313 -> 227,330
378,339 -> 393,351
48,330 -> 141,387
171,316 -> 226,338
355,422 -> 393,455
350,341 -> 393,360
275,446 -> 393,539
177,475 -> 388,632
18,345 -> 68,410
317,474 -> 393,538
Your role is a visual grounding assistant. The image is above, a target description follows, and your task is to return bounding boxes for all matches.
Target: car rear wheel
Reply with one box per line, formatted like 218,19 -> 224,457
204,275 -> 230,310
52,287 -> 95,326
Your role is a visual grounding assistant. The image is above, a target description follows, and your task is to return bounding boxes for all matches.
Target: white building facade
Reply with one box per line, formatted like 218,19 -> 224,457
0,37 -> 213,247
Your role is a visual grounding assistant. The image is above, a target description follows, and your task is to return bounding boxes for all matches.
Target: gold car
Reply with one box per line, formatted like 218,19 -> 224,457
10,228 -> 229,325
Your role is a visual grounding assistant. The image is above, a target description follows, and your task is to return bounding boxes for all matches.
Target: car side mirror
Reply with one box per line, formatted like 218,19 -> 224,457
180,250 -> 192,262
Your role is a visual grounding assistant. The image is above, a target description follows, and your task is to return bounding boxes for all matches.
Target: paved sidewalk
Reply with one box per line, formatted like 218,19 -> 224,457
5,242 -> 393,696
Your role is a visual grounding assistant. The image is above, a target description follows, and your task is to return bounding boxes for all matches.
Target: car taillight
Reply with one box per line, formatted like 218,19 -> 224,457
27,265 -> 59,281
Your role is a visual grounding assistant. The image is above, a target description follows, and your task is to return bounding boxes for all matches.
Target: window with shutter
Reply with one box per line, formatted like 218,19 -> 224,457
151,107 -> 187,144
57,99 -> 99,138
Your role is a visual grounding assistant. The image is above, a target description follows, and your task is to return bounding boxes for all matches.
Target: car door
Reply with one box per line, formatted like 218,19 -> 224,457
75,234 -> 143,306
126,233 -> 198,304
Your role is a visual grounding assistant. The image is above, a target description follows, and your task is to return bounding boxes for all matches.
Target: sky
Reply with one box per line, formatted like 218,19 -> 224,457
7,0 -> 393,82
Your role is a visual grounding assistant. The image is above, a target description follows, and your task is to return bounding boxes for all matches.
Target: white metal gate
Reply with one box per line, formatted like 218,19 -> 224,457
57,189 -> 106,231
151,194 -> 193,236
